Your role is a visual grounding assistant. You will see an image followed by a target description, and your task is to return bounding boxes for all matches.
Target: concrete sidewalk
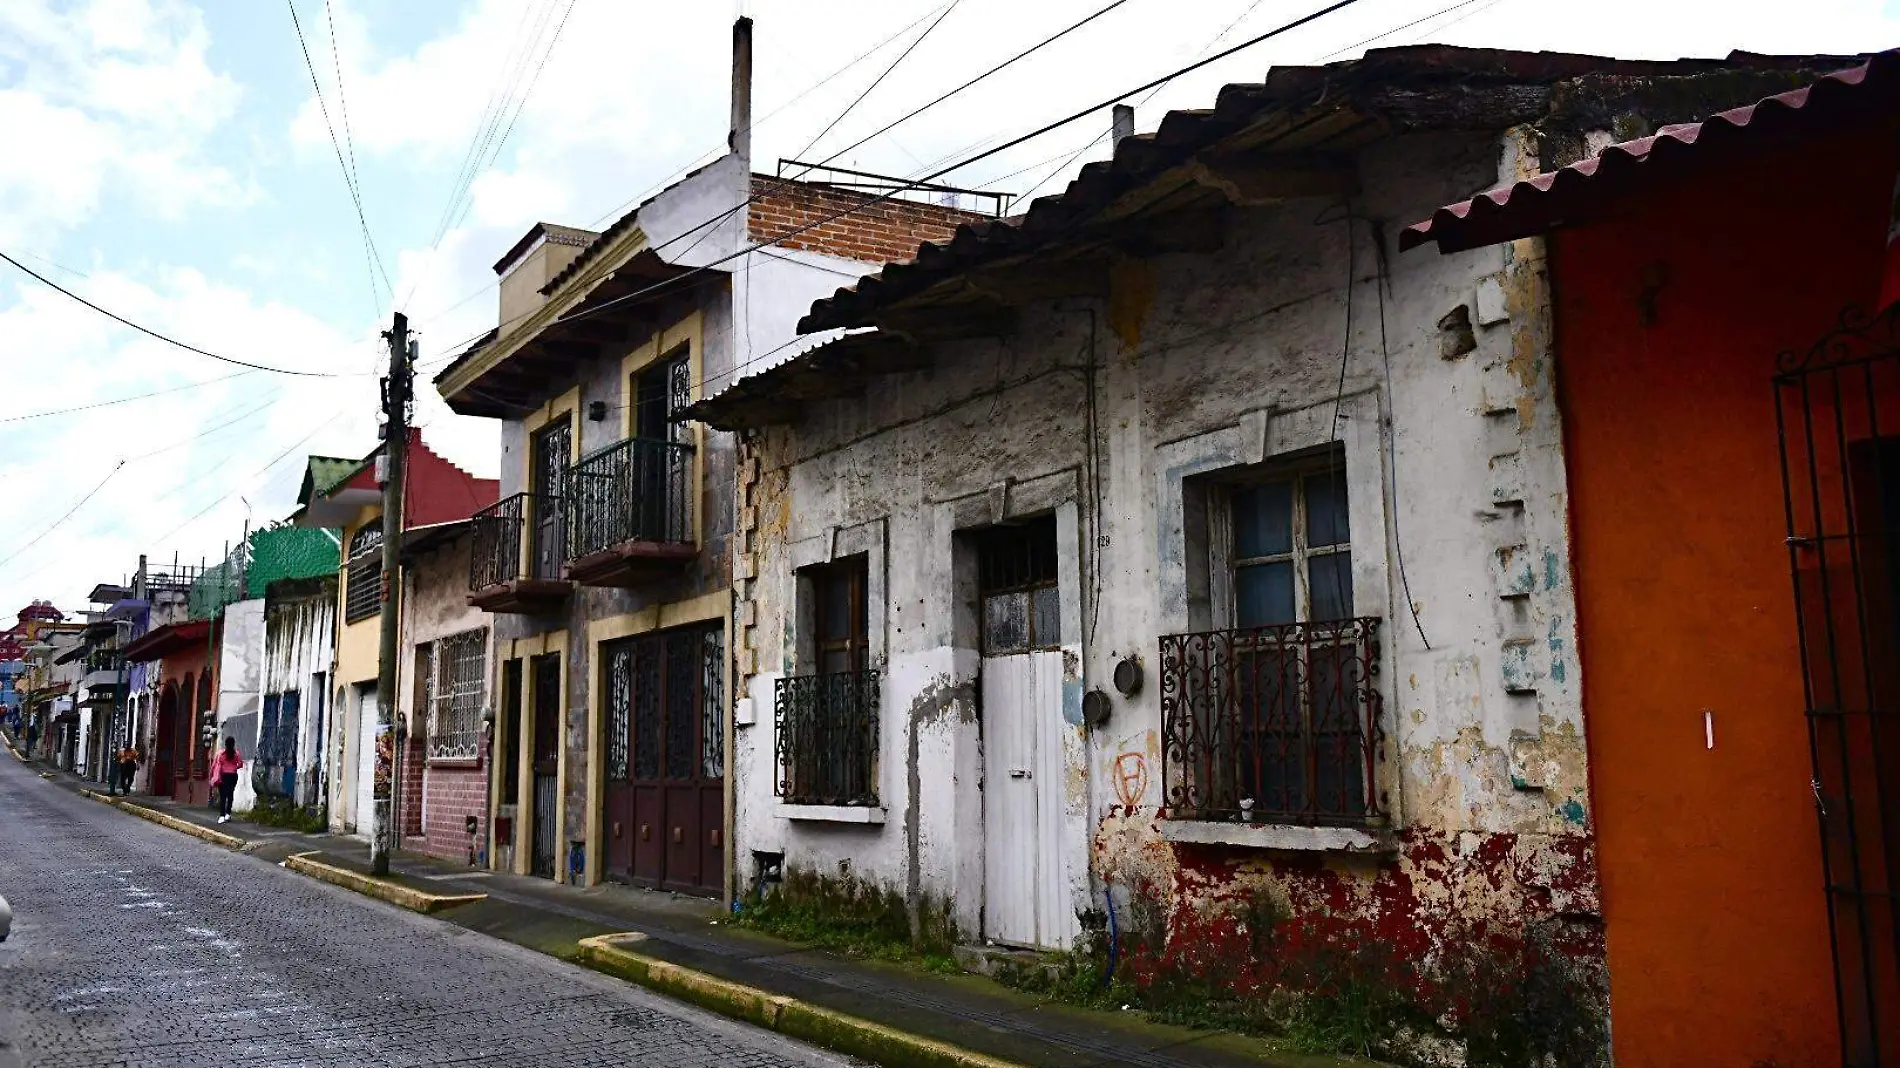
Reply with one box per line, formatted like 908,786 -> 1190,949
8,733 -> 1354,1068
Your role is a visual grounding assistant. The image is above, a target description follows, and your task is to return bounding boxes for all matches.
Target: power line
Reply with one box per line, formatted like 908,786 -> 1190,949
0,462 -> 126,570
287,0 -> 394,307
1,371 -> 257,424
794,0 -> 963,161
145,407 -> 353,547
0,251 -> 353,377
406,0 -> 968,333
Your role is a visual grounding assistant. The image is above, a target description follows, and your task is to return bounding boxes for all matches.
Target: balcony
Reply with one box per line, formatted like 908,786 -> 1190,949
469,492 -> 571,614
774,670 -> 880,807
564,437 -> 697,586
1158,617 -> 1383,827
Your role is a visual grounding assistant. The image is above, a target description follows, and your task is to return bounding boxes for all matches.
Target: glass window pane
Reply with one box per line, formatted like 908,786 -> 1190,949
1309,551 -> 1354,621
1304,470 -> 1351,547
1031,585 -> 1061,648
821,649 -> 851,675
821,573 -> 852,640
1234,482 -> 1292,558
1236,562 -> 1295,628
985,592 -> 1028,654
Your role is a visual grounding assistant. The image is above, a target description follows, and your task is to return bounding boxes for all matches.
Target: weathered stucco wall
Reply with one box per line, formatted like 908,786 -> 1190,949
733,129 -> 1598,1020
216,598 -> 266,813
398,532 -> 494,864
259,583 -> 336,808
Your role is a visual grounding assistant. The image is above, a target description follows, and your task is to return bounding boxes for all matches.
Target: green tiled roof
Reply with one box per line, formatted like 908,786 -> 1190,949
246,526 -> 340,599
300,455 -> 363,505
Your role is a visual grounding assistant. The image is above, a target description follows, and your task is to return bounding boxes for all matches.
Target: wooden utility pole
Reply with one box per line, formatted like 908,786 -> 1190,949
371,311 -> 410,875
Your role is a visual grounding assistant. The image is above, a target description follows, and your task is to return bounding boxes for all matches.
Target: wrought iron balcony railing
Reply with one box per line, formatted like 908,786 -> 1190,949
1159,617 -> 1383,825
775,670 -> 880,807
470,492 -> 565,590
565,436 -> 695,562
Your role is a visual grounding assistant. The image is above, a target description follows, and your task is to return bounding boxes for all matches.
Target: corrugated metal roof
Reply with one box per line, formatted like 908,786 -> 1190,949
1401,50 -> 1900,253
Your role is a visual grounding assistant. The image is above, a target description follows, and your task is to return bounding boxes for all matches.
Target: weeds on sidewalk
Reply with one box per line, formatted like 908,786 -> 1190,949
733,866 -> 961,972
242,795 -> 328,833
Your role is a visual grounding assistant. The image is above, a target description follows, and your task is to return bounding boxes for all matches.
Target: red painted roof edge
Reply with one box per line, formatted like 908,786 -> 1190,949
1401,50 -> 1900,253
321,429 -> 499,528
122,619 -> 214,663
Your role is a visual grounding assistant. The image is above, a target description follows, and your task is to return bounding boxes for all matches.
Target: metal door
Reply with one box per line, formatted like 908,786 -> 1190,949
354,690 -> 378,839
278,691 -> 301,798
602,624 -> 724,895
1776,304 -> 1900,1067
531,419 -> 570,581
258,694 -> 282,799
530,654 -> 561,879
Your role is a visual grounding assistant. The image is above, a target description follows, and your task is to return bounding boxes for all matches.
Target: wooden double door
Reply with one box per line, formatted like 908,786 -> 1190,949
601,623 -> 725,896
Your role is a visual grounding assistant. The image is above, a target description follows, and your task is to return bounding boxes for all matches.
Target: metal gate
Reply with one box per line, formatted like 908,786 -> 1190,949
1776,303 -> 1900,1068
530,654 -> 561,879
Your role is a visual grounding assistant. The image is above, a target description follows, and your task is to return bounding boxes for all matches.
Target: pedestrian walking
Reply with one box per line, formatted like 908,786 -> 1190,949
116,745 -> 140,796
209,737 -> 243,824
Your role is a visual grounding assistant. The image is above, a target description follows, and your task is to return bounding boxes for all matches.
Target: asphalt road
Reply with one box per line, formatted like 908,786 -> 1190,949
0,756 -> 855,1068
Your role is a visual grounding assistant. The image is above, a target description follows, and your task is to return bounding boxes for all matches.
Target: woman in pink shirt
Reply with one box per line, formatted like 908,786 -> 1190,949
209,737 -> 244,824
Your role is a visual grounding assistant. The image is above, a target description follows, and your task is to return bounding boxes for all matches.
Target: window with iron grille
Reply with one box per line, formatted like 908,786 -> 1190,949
974,517 -> 1060,655
344,524 -> 383,624
422,629 -> 486,762
1161,449 -> 1383,825
776,557 -> 878,805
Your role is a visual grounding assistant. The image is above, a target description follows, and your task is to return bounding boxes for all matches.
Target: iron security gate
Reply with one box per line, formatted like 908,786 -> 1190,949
530,654 -> 561,879
602,623 -> 725,896
1776,303 -> 1900,1068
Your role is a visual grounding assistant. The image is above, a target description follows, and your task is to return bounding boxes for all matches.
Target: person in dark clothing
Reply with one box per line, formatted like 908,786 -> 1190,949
209,737 -> 243,823
115,746 -> 140,796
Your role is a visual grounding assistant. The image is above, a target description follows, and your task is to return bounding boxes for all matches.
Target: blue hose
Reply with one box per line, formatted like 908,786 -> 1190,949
1103,885 -> 1119,988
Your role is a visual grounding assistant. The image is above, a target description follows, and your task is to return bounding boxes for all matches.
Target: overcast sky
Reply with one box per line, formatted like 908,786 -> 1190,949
2,0 -> 1896,618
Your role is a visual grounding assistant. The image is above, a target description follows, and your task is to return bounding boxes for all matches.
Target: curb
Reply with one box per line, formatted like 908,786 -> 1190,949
576,934 -> 1025,1068
283,852 -> 487,915
1,737 -> 25,762
80,789 -> 250,851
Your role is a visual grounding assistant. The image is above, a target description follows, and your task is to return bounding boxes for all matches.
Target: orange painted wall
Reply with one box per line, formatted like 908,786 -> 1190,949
1554,123 -> 1900,1067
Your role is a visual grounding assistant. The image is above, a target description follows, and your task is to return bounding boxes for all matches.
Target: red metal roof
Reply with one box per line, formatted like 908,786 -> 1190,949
1401,51 -> 1900,254
122,619 -> 213,663
325,429 -> 500,528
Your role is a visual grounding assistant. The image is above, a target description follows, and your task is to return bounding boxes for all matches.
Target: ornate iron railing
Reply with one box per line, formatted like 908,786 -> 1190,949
470,492 -> 564,590
1159,617 -> 1382,825
775,670 -> 880,806
565,436 -> 695,561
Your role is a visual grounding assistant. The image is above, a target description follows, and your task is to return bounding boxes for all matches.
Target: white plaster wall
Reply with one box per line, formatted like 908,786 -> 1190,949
215,598 -> 266,812
733,130 -> 1590,938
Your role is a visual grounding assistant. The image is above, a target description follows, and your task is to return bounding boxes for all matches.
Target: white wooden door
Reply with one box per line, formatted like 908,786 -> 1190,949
982,650 -> 1066,948
354,691 -> 378,840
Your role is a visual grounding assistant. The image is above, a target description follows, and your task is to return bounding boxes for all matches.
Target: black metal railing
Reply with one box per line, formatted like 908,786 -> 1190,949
775,670 -> 880,806
470,492 -> 565,590
565,436 -> 695,562
1159,617 -> 1382,825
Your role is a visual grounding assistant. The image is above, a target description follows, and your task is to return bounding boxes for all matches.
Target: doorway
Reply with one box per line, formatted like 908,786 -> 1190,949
530,653 -> 561,879
975,517 -> 1073,949
602,622 -> 725,895
153,683 -> 178,791
531,418 -> 571,580
353,687 -> 379,838
1775,308 -> 1900,1066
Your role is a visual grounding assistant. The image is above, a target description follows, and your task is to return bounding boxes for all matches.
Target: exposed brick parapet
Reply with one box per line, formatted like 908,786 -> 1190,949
747,175 -> 991,266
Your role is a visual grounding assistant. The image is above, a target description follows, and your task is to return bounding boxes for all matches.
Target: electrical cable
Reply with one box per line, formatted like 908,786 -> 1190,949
287,0 -> 394,306
0,462 -> 126,569
791,0 -> 963,161
1371,221 -> 1432,650
1,371 -> 257,424
0,252 -> 355,378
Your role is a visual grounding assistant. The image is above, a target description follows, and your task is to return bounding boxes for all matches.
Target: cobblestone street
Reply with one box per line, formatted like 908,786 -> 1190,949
0,757 -> 853,1068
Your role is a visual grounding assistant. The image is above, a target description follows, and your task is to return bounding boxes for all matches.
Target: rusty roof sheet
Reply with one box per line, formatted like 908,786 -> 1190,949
1401,50 -> 1900,254
796,46 -> 1860,333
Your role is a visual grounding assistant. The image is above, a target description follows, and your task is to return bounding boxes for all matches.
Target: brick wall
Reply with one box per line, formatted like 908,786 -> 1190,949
747,176 -> 992,266
412,734 -> 490,865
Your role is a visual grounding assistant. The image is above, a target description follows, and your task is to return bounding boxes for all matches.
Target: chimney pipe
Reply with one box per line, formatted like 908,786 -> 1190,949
1111,104 -> 1135,147
730,17 -> 753,163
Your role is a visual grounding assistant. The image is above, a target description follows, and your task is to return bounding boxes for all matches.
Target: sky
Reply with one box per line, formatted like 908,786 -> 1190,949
1,0 -> 1897,618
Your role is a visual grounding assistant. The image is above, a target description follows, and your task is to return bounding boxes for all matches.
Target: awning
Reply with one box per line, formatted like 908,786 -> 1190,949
1401,51 -> 1900,254
678,328 -> 919,430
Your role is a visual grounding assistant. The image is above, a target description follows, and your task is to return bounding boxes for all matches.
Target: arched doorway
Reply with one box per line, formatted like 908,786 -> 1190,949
154,682 -> 179,791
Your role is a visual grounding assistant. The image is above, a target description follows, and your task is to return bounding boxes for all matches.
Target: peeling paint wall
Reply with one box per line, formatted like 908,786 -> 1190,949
260,583 -> 336,809
732,130 -> 1598,1003
397,533 -> 493,865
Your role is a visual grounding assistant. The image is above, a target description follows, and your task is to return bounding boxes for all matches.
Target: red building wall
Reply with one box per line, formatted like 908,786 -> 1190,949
1552,122 -> 1899,1066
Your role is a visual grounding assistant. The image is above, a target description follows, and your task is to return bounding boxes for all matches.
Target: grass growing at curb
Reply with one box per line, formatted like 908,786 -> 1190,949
242,796 -> 328,833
